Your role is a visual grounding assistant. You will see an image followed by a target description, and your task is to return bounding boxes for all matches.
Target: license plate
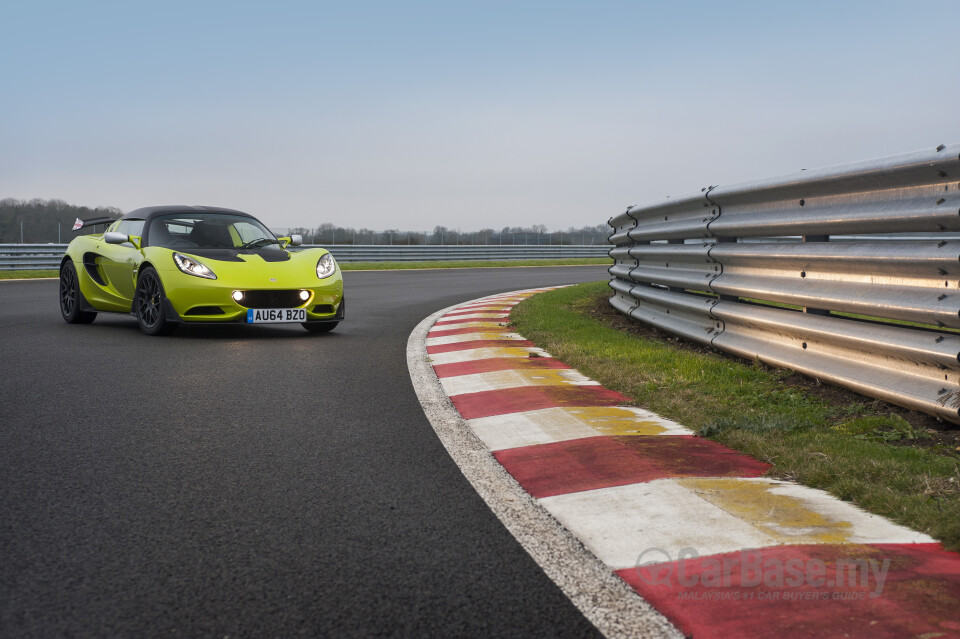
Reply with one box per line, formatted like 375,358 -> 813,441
246,308 -> 306,323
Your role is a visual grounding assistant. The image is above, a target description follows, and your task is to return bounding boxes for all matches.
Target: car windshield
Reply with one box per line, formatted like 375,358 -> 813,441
146,213 -> 280,250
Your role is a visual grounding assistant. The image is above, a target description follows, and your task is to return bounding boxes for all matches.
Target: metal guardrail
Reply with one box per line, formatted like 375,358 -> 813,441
0,245 -> 70,270
0,244 -> 609,270
319,245 -> 607,262
607,144 -> 960,423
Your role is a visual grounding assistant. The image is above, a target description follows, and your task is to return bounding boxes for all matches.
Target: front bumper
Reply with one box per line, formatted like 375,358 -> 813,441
161,272 -> 344,324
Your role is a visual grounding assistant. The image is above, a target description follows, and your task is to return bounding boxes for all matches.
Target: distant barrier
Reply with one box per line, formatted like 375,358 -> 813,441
0,245 -> 68,270
607,144 -> 960,423
0,244 -> 609,271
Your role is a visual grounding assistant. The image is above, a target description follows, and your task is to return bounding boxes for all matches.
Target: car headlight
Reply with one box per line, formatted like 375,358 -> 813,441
316,253 -> 337,279
173,253 -> 217,279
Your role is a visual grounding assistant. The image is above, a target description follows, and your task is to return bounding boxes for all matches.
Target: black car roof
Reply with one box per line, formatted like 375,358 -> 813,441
120,205 -> 255,222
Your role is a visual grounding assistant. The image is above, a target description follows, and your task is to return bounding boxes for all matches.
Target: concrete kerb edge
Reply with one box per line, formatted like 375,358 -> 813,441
406,289 -> 682,639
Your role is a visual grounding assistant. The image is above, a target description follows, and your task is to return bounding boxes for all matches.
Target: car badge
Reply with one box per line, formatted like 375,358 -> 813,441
269,278 -> 277,282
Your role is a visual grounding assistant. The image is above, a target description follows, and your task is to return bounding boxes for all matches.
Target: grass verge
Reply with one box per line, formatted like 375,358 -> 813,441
0,259 -> 608,280
510,281 -> 960,551
0,269 -> 58,279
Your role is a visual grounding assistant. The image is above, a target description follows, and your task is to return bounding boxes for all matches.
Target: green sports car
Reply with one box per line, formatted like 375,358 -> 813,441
59,205 -> 344,335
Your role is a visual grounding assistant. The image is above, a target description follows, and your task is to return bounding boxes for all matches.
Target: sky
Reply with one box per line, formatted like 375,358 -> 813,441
1,0 -> 958,231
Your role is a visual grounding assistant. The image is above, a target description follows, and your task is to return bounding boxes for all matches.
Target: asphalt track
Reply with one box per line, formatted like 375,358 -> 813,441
0,267 -> 607,638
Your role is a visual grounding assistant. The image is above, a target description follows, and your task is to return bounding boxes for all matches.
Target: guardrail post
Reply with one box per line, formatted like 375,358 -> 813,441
801,234 -> 830,316
713,236 -> 739,302
666,238 -> 685,292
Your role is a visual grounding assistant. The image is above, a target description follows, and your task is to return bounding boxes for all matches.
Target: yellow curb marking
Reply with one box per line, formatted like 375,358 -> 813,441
428,345 -> 553,366
677,478 -> 853,544
562,406 -> 672,436
463,345 -> 545,358
427,330 -> 520,344
433,320 -> 509,330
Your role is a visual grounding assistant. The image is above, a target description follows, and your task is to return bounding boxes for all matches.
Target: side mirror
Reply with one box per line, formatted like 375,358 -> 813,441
104,231 -> 129,245
289,234 -> 303,246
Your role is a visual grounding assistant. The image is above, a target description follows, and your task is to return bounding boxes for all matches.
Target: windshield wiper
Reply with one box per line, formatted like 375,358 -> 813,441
240,238 -> 281,249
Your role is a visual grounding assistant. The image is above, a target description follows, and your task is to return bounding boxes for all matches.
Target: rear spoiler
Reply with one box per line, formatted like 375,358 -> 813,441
72,217 -> 117,232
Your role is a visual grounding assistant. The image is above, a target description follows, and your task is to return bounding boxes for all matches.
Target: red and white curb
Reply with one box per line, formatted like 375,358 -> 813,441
408,288 -> 960,638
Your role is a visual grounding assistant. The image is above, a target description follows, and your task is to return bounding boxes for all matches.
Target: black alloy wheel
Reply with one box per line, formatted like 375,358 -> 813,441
59,260 -> 97,324
134,267 -> 174,335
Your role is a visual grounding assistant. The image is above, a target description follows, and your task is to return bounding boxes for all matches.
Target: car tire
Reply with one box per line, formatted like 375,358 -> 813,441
135,267 -> 175,336
302,322 -> 338,333
59,260 -> 97,324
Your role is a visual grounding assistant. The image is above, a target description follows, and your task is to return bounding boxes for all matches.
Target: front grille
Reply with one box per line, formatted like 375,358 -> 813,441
239,290 -> 304,309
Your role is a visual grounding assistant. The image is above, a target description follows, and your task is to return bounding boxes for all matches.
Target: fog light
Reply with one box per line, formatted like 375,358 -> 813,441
232,290 -> 244,302
299,290 -> 310,301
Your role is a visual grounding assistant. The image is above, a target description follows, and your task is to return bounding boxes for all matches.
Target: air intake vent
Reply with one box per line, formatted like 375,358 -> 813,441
185,306 -> 225,316
82,253 -> 106,285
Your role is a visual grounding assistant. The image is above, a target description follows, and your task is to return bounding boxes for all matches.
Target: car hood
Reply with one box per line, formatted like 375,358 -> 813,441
148,246 -> 336,286
183,248 -> 294,263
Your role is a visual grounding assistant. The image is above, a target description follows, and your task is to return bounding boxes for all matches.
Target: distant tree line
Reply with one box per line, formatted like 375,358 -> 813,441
286,223 -> 611,246
0,199 -> 611,245
0,198 -> 121,244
